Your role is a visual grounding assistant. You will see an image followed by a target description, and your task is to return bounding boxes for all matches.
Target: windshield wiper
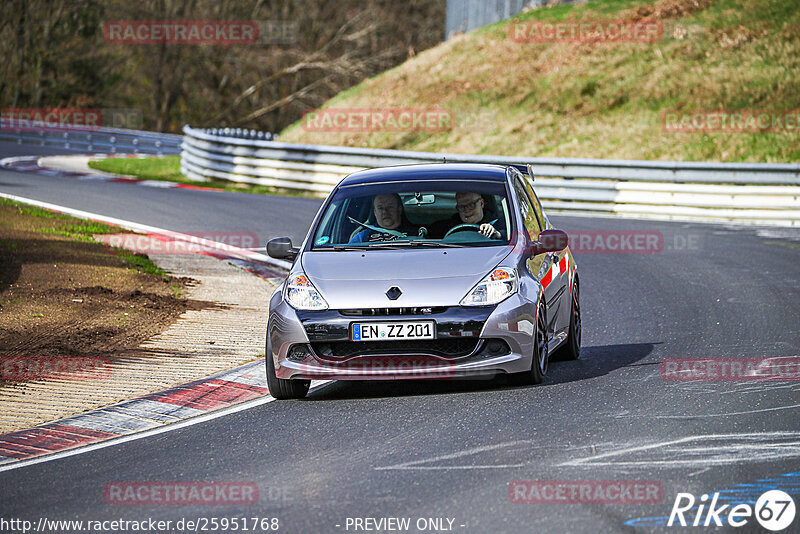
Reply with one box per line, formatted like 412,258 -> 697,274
364,240 -> 465,248
329,245 -> 368,251
402,240 -> 465,248
365,242 -> 406,249
365,240 -> 467,249
311,244 -> 373,251
319,241 -> 465,251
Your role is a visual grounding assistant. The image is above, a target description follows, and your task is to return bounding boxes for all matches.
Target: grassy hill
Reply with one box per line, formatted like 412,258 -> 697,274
279,0 -> 800,162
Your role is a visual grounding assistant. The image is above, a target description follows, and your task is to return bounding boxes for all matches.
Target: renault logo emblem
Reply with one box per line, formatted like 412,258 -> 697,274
386,286 -> 402,300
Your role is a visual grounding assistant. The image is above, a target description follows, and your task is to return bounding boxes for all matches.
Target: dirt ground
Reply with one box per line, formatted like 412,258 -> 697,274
0,201 -> 207,386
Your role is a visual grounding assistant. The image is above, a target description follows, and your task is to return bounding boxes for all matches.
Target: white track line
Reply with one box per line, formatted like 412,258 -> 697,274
1,156 -> 39,166
0,192 -> 292,271
0,193 -> 311,473
0,381 -> 332,473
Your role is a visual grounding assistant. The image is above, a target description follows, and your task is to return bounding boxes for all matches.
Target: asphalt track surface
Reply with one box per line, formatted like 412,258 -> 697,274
1,141 -> 799,533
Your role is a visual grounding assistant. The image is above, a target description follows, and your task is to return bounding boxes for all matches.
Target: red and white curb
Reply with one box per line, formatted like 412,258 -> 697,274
0,361 -> 267,466
0,194 -> 302,471
0,154 -> 222,192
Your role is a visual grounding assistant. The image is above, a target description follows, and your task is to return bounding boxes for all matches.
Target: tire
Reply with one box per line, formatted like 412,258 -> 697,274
554,276 -> 581,361
265,332 -> 310,400
508,301 -> 548,386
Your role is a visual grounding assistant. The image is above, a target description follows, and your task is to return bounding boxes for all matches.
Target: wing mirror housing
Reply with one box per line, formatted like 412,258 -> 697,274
267,237 -> 299,261
528,229 -> 569,255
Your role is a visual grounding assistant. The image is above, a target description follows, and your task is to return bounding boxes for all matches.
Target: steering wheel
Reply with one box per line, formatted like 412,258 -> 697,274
444,224 -> 482,238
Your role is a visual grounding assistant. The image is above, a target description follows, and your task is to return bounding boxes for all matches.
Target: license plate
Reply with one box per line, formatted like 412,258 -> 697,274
351,321 -> 435,341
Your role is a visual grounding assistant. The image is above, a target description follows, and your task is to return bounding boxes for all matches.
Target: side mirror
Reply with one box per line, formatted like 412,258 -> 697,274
267,237 -> 299,261
529,229 -> 569,255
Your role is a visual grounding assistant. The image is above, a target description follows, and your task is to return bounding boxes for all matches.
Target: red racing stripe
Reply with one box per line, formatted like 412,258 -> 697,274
540,268 -> 554,288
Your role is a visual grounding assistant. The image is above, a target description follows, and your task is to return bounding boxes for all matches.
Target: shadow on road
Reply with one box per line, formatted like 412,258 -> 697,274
542,341 -> 658,387
305,342 -> 657,401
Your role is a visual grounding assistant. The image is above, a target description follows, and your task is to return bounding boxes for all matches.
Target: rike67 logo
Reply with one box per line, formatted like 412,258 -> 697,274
668,490 -> 796,531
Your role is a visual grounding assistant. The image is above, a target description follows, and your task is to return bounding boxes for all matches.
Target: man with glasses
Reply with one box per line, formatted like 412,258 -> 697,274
431,192 -> 502,239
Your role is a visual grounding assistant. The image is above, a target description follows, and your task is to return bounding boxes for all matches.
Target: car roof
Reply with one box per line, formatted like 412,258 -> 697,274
339,163 -> 512,187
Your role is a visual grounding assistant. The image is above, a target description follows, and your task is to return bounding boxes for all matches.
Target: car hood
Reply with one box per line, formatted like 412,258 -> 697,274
301,247 -> 512,308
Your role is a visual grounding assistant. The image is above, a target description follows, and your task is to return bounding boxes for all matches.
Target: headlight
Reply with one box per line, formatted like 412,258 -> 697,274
460,268 -> 517,306
285,273 -> 328,310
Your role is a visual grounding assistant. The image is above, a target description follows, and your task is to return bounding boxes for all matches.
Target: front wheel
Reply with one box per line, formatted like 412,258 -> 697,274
508,302 -> 548,386
265,333 -> 310,399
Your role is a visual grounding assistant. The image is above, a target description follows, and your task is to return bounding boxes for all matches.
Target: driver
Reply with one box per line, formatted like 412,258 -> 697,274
349,193 -> 418,243
432,192 -> 501,239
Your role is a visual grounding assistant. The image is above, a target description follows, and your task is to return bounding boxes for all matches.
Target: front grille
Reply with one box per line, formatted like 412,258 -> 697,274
339,307 -> 447,316
312,339 -> 481,359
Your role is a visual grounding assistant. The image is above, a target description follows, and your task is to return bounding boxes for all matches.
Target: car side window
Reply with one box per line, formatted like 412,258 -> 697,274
512,177 -> 541,241
522,175 -> 546,230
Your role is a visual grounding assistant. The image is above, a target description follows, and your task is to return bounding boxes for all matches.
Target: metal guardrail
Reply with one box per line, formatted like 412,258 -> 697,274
0,118 -> 181,155
182,125 -> 800,226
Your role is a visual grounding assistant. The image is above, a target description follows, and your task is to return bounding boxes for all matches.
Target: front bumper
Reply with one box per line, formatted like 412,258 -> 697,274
268,293 -> 537,380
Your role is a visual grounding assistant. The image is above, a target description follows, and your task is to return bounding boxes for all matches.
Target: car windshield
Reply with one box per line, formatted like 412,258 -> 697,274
310,179 -> 513,250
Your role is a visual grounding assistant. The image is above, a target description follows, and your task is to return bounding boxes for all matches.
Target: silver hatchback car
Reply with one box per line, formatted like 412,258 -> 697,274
265,163 -> 580,399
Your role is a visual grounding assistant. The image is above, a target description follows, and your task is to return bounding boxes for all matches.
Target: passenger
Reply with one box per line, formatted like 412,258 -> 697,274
432,192 -> 502,239
350,193 -> 418,243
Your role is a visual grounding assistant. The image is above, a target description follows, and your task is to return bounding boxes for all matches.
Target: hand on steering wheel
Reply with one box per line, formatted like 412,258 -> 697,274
478,223 -> 501,239
444,223 -> 482,238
